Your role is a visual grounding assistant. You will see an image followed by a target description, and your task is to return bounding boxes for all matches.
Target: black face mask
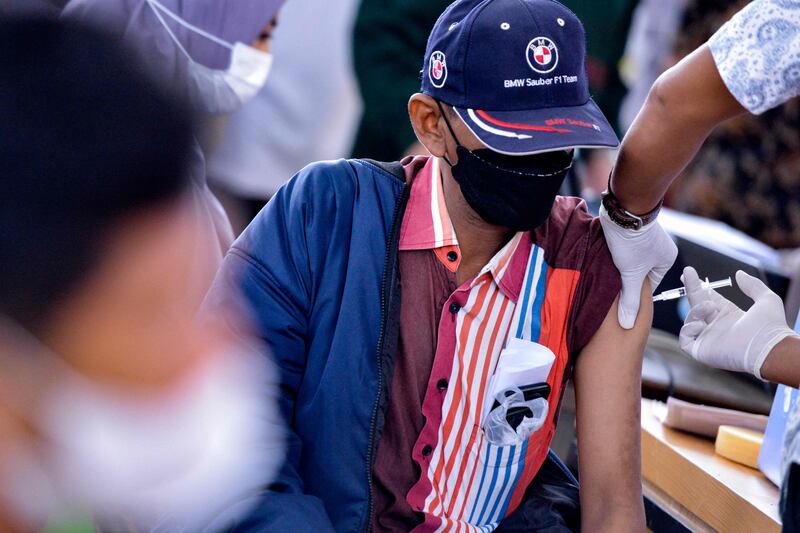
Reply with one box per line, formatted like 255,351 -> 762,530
437,102 -> 573,231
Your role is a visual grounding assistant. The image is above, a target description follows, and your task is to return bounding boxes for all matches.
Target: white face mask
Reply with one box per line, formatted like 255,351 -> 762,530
0,319 -> 285,531
146,0 -> 273,114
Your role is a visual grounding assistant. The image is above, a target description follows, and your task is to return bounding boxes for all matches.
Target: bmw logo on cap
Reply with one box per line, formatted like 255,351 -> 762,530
429,51 -> 447,88
526,36 -> 558,74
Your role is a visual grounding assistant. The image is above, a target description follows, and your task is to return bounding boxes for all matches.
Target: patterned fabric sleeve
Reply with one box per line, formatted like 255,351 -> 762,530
708,0 -> 800,115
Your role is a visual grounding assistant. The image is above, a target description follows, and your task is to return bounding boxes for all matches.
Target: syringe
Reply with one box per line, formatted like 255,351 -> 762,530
652,277 -> 733,302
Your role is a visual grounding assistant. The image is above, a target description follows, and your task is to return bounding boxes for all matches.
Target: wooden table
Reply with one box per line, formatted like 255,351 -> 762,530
641,399 -> 781,532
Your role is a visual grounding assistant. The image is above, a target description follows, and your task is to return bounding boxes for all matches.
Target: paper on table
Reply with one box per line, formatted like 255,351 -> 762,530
656,396 -> 769,438
481,338 -> 556,424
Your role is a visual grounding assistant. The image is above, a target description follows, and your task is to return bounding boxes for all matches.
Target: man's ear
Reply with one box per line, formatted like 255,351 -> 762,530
408,93 -> 448,158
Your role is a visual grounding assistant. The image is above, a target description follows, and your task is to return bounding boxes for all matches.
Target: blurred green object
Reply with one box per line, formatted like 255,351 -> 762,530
43,512 -> 95,533
351,0 -> 451,161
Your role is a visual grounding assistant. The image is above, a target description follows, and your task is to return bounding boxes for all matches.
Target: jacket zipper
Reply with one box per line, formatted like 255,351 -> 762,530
363,183 -> 409,532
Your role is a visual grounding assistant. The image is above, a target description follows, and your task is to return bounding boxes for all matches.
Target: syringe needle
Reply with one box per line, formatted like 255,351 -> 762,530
652,276 -> 733,302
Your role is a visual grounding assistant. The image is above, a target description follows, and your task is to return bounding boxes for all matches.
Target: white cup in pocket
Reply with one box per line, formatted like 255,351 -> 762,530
481,338 -> 556,424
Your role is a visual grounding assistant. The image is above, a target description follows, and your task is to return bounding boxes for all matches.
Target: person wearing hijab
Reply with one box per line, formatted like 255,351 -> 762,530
60,0 -> 284,303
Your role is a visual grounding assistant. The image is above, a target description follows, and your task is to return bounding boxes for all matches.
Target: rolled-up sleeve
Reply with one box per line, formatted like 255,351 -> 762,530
708,0 -> 800,114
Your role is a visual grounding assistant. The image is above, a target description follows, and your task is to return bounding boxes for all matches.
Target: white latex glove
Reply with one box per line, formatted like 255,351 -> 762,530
679,266 -> 799,379
599,205 -> 678,329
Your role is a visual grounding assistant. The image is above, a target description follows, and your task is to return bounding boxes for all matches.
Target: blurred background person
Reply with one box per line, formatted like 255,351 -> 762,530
560,0 -> 636,139
0,16 -> 283,532
61,0 -> 285,301
206,0 -> 362,234
665,0 -> 800,251
558,0 -> 637,213
618,0 -> 686,132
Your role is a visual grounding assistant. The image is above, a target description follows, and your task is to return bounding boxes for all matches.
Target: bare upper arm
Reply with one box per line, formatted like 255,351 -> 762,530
613,44 -> 747,213
653,44 -> 745,129
573,280 -> 652,531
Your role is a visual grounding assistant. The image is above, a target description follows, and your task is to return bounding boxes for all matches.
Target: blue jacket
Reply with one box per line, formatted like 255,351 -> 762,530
206,159 -> 410,532
205,158 -> 581,532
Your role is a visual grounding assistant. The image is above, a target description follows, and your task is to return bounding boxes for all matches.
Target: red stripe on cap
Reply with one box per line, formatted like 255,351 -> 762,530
475,110 -> 571,134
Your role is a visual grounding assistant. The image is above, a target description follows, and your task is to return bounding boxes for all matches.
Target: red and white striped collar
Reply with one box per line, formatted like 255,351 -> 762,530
399,157 -> 531,300
399,157 -> 459,252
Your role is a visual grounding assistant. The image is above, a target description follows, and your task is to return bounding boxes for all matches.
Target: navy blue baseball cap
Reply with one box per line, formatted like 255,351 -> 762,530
421,0 -> 620,155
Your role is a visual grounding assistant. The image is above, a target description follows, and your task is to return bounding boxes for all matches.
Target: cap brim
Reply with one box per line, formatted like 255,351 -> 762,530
454,98 -> 620,155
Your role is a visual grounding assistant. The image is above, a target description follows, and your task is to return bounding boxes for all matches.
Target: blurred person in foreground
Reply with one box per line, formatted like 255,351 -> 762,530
60,0 -> 285,302
0,17 -> 283,532
206,0 -> 652,531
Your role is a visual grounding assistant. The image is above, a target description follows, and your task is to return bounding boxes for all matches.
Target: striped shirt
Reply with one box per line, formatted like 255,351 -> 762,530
373,156 -> 620,532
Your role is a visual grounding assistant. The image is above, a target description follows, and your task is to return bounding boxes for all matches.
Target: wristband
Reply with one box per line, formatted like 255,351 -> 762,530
601,183 -> 663,231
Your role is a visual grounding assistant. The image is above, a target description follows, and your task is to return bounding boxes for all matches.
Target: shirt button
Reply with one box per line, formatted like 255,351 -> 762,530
449,302 -> 461,314
447,251 -> 458,262
422,445 -> 433,457
437,379 -> 448,392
